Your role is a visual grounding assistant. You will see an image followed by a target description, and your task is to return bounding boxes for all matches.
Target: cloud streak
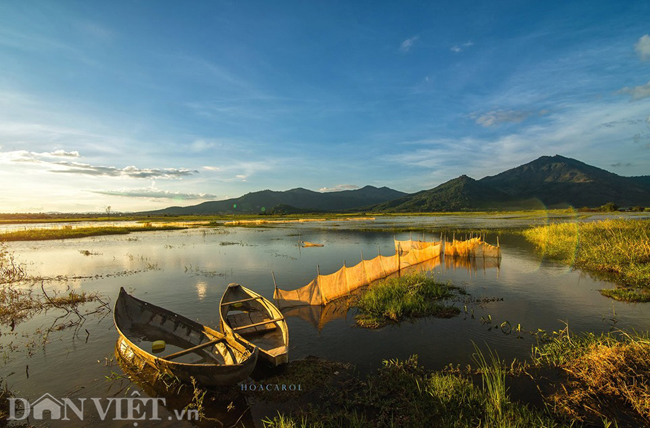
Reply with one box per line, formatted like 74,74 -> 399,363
92,186 -> 216,200
319,184 -> 360,192
53,162 -> 198,179
635,34 -> 650,61
618,81 -> 650,101
400,36 -> 419,53
471,109 -> 541,127
450,41 -> 474,53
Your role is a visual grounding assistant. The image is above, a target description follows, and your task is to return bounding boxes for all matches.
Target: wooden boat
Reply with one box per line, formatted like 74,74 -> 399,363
114,287 -> 258,386
219,283 -> 289,366
301,241 -> 324,247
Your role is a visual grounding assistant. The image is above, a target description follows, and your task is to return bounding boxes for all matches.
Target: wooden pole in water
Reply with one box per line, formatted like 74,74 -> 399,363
378,245 -> 381,256
497,236 -> 500,247
272,271 -> 278,291
397,243 -> 401,276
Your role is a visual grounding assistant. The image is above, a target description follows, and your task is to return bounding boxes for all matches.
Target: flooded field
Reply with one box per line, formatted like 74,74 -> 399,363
2,214 -> 649,426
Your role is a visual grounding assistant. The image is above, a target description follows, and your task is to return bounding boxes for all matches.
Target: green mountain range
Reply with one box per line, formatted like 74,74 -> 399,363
146,155 -> 650,214
145,185 -> 406,215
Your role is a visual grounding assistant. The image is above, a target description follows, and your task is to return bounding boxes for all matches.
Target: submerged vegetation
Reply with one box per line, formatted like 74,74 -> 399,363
355,273 -> 461,328
0,224 -> 186,241
523,219 -> 650,300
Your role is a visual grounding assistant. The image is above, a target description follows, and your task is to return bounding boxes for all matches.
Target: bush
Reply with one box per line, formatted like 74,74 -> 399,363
599,202 -> 619,212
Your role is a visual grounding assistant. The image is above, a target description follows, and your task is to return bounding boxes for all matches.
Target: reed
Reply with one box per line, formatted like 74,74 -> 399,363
523,219 -> 650,300
355,273 -> 460,328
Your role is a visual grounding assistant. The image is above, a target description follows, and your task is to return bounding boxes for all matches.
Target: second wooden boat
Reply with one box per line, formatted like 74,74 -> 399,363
219,283 -> 289,366
114,287 -> 258,386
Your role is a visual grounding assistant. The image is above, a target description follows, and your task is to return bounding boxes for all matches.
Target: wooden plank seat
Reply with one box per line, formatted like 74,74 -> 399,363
220,296 -> 262,306
227,311 -> 279,336
162,338 -> 223,361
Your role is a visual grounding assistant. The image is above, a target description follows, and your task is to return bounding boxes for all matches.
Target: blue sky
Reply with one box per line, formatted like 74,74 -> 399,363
1,1 -> 649,212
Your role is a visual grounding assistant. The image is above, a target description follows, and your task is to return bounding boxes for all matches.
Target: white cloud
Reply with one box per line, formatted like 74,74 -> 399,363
471,109 -> 534,127
202,160 -> 276,182
400,36 -> 419,53
0,149 -> 80,163
635,34 -> 650,61
53,162 -> 197,179
189,139 -> 216,152
451,41 -> 473,53
0,149 -> 197,179
386,100 -> 650,187
92,185 -> 216,200
319,184 -> 360,192
618,81 -> 650,101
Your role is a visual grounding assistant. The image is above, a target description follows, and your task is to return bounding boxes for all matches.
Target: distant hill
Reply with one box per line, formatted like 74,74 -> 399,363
369,155 -> 650,212
479,155 -> 650,207
371,175 -> 513,212
144,186 -> 406,215
144,155 -> 650,215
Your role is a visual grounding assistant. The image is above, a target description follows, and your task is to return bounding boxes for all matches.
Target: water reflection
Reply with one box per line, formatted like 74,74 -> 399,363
281,254 -> 502,330
2,222 -> 650,427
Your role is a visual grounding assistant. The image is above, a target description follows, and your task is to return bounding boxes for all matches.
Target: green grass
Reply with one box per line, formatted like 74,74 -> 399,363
523,219 -> 650,300
355,273 -> 461,328
0,225 -> 186,241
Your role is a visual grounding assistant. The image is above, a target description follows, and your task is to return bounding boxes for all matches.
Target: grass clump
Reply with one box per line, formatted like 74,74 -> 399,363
532,329 -> 650,425
355,273 -> 460,328
599,288 -> 650,302
262,355 -> 557,428
0,225 -> 186,241
523,219 -> 650,300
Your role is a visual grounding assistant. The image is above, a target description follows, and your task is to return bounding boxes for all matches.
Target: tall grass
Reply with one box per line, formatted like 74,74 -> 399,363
523,219 -> 650,293
532,329 -> 650,424
355,273 -> 460,328
472,343 -> 507,420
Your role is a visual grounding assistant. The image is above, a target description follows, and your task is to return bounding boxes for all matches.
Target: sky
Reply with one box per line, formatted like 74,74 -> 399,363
0,1 -> 649,213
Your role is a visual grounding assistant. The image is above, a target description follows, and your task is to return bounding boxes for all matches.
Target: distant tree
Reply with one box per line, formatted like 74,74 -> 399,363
630,206 -> 645,212
599,202 -> 619,212
578,206 -> 593,212
106,206 -> 112,217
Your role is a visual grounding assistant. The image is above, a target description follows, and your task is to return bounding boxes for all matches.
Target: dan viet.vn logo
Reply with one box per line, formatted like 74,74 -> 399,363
8,390 -> 198,422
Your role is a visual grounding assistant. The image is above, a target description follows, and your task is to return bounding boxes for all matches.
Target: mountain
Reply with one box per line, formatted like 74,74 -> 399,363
371,175 -> 514,212
369,155 -> 650,212
145,185 -> 406,215
479,155 -> 650,207
629,175 -> 650,189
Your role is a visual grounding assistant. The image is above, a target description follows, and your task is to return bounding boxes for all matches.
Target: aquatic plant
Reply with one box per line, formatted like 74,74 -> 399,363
523,219 -> 650,300
355,273 -> 460,328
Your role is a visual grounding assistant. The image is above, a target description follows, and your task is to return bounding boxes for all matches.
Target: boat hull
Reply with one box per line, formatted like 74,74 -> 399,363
220,283 -> 289,366
114,288 -> 258,387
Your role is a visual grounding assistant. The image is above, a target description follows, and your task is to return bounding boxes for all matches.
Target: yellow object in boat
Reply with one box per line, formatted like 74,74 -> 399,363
232,303 -> 243,309
152,340 -> 166,352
